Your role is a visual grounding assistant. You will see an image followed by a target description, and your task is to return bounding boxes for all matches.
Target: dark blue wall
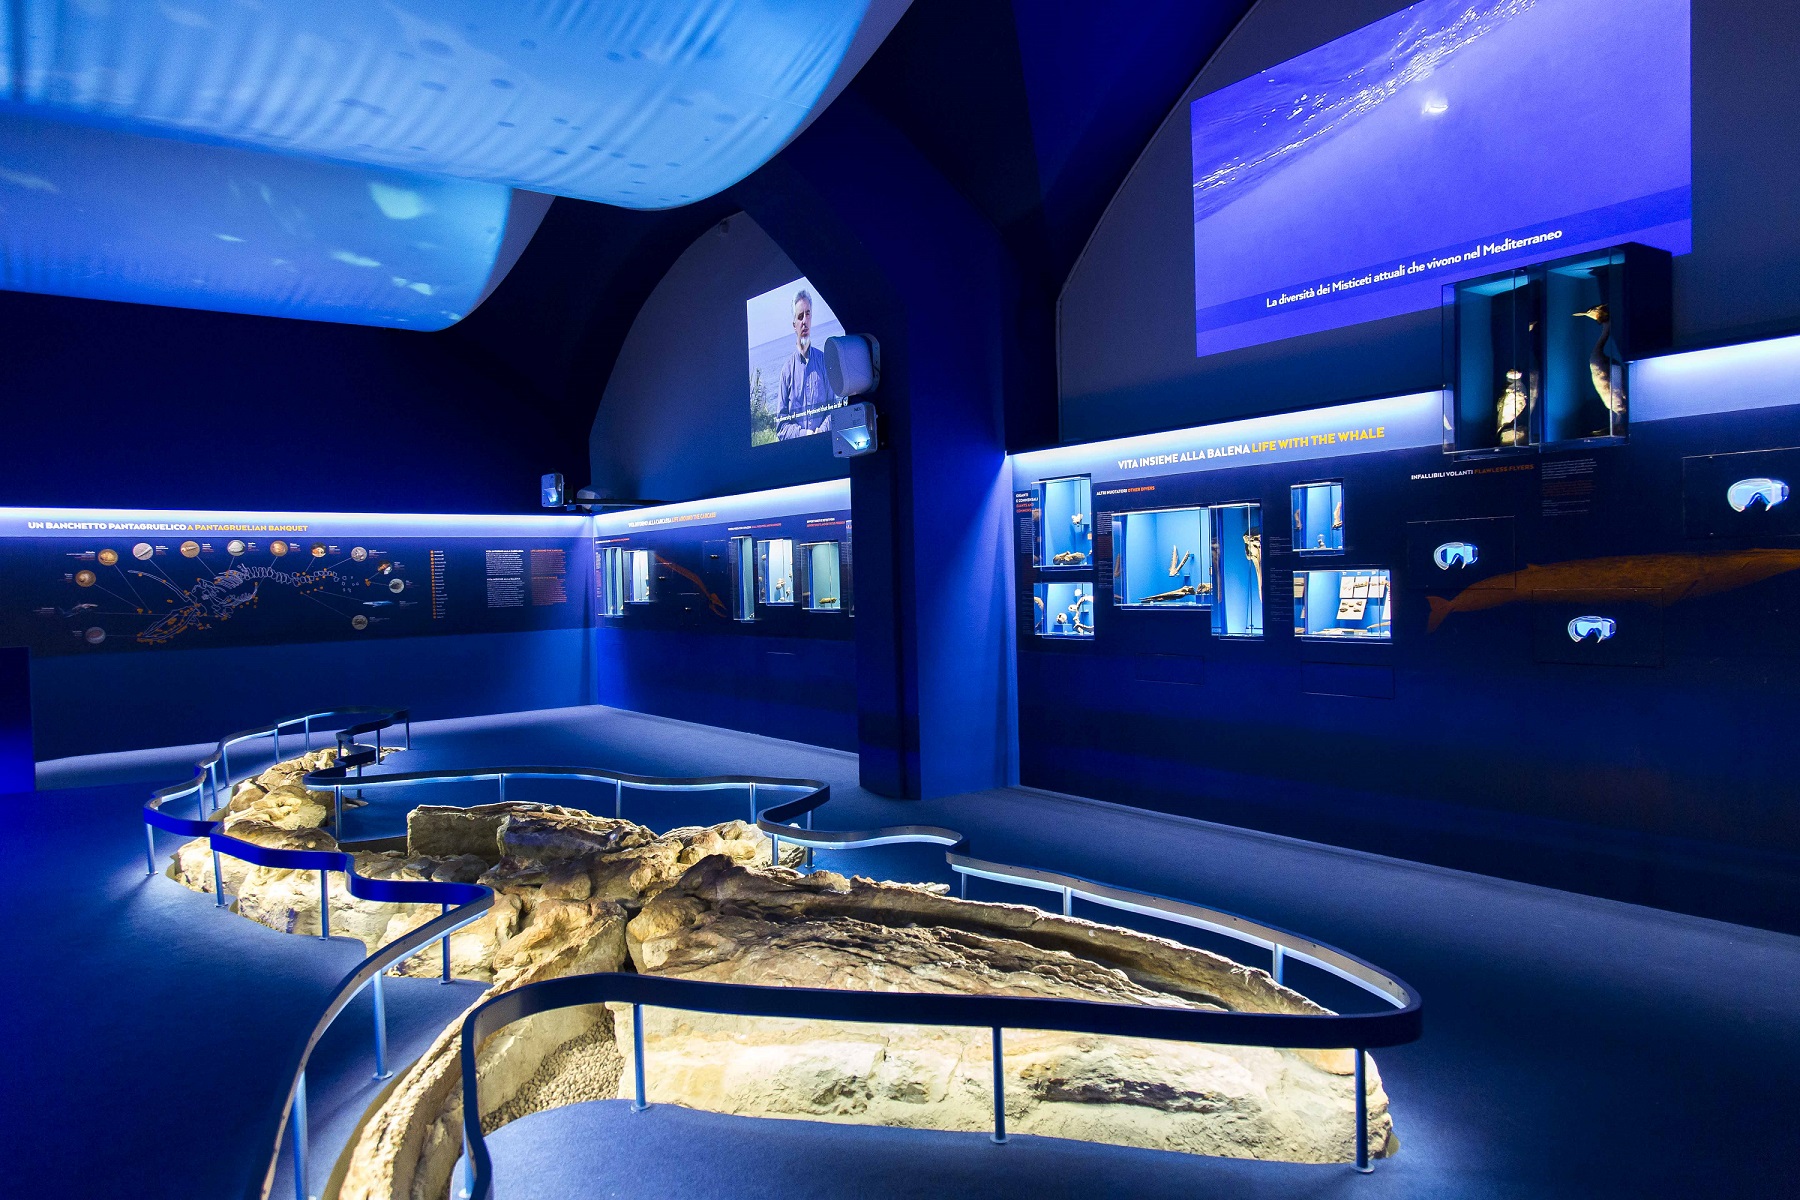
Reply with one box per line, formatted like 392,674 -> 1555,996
592,491 -> 856,750
588,214 -> 850,504
0,289 -> 597,762
1015,391 -> 1800,929
1059,0 -> 1800,443
0,290 -> 571,514
0,648 -> 31,792
31,627 -> 592,761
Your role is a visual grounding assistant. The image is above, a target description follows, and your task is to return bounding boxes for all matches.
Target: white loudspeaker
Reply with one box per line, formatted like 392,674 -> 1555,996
824,333 -> 880,397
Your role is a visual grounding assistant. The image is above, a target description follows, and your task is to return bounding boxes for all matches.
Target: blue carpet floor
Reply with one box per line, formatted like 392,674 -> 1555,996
36,704 -> 1800,1198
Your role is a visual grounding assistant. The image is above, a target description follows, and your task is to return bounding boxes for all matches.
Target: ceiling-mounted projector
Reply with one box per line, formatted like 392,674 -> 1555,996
831,402 -> 878,458
824,333 -> 880,398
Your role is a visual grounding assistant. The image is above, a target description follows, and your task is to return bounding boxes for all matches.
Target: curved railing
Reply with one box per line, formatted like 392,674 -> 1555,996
749,788 -> 1423,1166
459,965 -> 1420,1200
140,718 -> 831,1200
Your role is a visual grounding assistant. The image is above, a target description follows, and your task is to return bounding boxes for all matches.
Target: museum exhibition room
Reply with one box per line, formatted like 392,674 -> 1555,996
5,1 -> 1800,1197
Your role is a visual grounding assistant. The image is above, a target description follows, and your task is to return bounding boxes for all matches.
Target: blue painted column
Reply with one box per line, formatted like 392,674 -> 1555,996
735,94 -> 1023,798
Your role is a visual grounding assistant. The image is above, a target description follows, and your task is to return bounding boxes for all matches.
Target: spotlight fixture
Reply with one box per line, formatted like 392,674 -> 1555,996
830,402 -> 879,459
540,473 -> 566,508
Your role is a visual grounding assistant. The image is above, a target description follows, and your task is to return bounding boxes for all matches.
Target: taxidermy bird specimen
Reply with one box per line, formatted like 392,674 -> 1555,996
1496,368 -> 1529,446
1575,304 -> 1624,418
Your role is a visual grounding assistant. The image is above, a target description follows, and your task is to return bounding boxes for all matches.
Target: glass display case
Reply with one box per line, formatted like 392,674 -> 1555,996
757,538 -> 794,605
1112,507 -> 1211,607
1211,503 -> 1263,638
800,541 -> 842,612
1293,569 -> 1391,640
1033,581 -> 1094,639
1291,481 -> 1344,555
598,545 -> 625,617
1445,267 -> 1542,454
625,548 -> 655,604
1034,475 -> 1094,568
1542,250 -> 1630,444
728,536 -> 755,621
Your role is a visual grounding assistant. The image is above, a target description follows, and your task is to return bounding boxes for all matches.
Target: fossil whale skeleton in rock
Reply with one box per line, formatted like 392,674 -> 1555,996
163,751 -> 1405,1199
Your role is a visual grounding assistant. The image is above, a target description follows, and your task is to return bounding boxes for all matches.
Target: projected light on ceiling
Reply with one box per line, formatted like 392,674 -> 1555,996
0,113 -> 521,329
1188,0 -> 1692,358
1,0 -> 874,209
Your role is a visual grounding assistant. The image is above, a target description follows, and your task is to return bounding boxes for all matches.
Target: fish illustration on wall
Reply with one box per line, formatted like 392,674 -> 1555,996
1425,549 -> 1800,632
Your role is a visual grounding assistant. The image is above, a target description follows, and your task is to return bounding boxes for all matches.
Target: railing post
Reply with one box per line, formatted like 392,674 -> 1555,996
1272,944 -> 1287,987
748,781 -> 758,824
405,717 -> 412,750
273,723 -> 281,762
614,778 -> 623,819
213,846 -> 227,908
498,773 -> 506,805
144,825 -> 156,876
990,1026 -> 1007,1144
441,903 -> 452,982
1354,1048 -> 1371,1173
303,716 -> 311,754
376,726 -> 382,758
1061,886 -> 1072,917
631,1003 -> 649,1111
221,745 -> 230,787
770,832 -> 780,867
319,870 -> 331,938
372,969 -> 392,1081
333,785 -> 342,839
959,871 -> 967,900
290,1070 -> 309,1200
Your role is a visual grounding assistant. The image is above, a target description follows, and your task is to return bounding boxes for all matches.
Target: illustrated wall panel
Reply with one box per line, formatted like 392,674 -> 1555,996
3,509 -> 595,759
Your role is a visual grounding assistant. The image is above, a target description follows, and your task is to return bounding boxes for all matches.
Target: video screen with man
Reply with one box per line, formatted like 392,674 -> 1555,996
746,276 -> 848,446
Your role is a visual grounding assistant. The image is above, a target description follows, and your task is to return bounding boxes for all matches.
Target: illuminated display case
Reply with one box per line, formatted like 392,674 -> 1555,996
1291,481 -> 1344,556
800,541 -> 843,612
1112,507 -> 1211,608
625,548 -> 655,604
1034,475 -> 1094,568
1034,581 -> 1094,639
1446,242 -> 1670,454
728,536 -> 755,621
757,538 -> 794,605
1293,569 -> 1391,640
598,545 -> 625,617
1445,266 -> 1542,455
1211,503 -> 1263,638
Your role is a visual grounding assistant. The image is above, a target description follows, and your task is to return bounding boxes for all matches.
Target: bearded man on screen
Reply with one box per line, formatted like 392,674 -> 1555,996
775,288 -> 836,440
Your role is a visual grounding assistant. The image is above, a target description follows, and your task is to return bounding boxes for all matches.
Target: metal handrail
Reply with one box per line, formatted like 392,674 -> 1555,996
140,718 -> 833,1200
458,967 -> 1421,1200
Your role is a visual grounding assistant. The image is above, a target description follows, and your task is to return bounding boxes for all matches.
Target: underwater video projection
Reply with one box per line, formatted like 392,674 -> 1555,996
746,276 -> 848,445
1189,0 -> 1692,357
0,510 -> 591,655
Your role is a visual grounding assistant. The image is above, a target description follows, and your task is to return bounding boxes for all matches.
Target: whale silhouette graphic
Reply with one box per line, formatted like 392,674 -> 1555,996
1726,477 -> 1789,513
1567,615 -> 1616,643
1425,549 -> 1800,632
1433,541 -> 1478,570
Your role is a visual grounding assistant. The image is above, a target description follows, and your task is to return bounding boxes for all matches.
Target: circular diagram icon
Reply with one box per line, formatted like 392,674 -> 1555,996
131,543 -> 154,561
84,627 -> 106,645
179,540 -> 200,558
270,541 -> 289,557
74,570 -> 96,587
351,614 -> 370,631
388,578 -> 405,593
226,540 -> 246,556
350,546 -> 368,562
311,542 -> 327,558
97,549 -> 118,566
